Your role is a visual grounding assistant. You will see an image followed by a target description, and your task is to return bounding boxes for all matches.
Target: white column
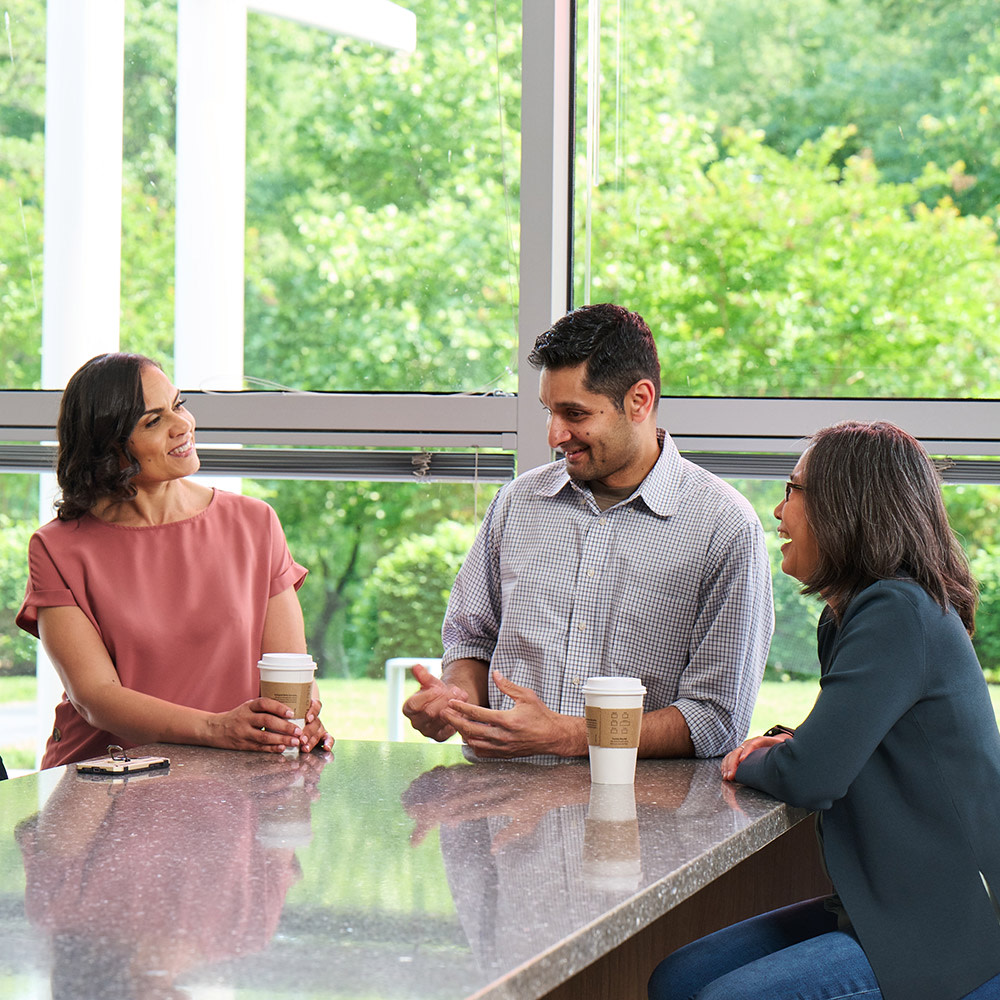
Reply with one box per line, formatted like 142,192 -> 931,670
174,0 -> 249,393
517,0 -> 572,473
41,0 -> 124,388
38,0 -> 126,767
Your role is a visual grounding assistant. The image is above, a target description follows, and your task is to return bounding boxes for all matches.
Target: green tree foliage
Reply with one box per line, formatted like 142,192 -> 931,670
242,3 -> 521,394
735,480 -> 823,676
643,128 -> 1000,396
577,0 -> 1000,397
675,0 -> 1000,214
0,3 -> 45,388
356,519 -> 477,673
0,515 -> 37,674
250,479 -> 496,677
971,551 -> 1000,681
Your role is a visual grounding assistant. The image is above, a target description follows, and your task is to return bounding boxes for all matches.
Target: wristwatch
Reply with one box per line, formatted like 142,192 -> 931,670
763,724 -> 796,738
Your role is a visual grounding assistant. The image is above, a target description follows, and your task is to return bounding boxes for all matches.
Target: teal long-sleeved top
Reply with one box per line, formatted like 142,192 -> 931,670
736,579 -> 1000,1000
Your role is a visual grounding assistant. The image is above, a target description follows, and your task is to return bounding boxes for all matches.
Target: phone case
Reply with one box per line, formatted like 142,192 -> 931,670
75,754 -> 170,776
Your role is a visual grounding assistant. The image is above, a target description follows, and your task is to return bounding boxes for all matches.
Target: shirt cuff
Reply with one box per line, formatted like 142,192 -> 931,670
672,697 -> 738,759
441,644 -> 495,670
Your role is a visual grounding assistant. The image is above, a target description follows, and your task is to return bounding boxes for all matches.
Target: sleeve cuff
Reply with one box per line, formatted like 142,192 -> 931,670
269,561 -> 308,598
15,588 -> 78,638
441,644 -> 495,670
672,697 -> 740,759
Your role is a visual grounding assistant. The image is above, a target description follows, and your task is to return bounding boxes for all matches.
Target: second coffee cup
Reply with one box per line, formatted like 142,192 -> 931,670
582,676 -> 646,784
257,652 -> 317,731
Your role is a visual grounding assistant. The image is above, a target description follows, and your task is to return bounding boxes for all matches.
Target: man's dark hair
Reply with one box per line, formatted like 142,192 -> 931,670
55,352 -> 159,521
527,303 -> 661,411
801,420 -> 977,633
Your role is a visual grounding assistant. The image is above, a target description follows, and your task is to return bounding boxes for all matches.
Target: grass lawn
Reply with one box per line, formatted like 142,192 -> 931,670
3,674 -> 1000,772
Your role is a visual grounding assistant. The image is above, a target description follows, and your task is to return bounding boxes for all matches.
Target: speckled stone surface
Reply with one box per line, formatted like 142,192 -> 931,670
0,741 -> 808,999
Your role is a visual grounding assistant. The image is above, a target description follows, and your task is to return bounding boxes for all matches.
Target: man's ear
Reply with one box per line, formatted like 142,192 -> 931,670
625,379 -> 657,423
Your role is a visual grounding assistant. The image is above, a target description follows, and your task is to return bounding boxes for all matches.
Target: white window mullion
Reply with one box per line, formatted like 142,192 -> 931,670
517,0 -> 573,473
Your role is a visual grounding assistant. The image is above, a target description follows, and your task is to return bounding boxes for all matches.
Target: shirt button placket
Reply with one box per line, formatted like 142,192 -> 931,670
564,510 -> 613,713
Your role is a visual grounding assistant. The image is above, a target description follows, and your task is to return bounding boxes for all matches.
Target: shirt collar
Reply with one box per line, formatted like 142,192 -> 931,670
534,427 -> 683,517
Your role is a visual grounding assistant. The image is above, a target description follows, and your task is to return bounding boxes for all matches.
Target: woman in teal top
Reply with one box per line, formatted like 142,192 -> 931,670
649,420 -> 1000,1000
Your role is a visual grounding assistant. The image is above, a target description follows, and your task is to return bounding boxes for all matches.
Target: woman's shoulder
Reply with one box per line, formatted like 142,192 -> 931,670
841,579 -> 951,634
211,489 -> 275,513
859,577 -> 937,604
209,490 -> 282,527
30,514 -> 98,545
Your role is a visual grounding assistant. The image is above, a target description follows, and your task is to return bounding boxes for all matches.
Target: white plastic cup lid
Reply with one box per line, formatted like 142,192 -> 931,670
257,653 -> 316,670
581,676 -> 646,697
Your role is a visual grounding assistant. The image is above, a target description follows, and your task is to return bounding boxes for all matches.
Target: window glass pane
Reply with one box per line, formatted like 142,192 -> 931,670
5,473 -> 1000,770
0,4 -> 45,388
10,3 -> 522,389
250,476 -> 501,677
730,478 -> 822,679
243,3 -> 521,394
0,472 -> 43,775
575,1 -> 1000,398
121,0 -> 178,365
0,473 -> 499,769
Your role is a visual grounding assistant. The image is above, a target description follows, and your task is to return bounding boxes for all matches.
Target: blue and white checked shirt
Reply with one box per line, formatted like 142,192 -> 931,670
442,429 -> 774,757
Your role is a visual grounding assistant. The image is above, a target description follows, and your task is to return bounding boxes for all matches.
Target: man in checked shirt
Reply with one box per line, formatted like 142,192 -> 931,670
403,303 -> 774,759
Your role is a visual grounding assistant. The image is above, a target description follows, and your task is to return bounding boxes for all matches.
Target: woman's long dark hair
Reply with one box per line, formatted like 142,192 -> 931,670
801,420 -> 977,633
54,353 -> 158,521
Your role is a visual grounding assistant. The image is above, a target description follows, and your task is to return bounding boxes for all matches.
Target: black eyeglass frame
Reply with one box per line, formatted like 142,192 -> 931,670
783,480 -> 806,502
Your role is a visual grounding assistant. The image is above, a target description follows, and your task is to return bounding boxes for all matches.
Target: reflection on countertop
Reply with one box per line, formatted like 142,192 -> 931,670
15,747 -> 327,1000
400,754 -> 799,986
0,741 -> 807,1000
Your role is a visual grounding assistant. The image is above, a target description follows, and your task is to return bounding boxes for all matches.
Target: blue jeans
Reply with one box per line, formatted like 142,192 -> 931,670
648,897 -> 1000,1000
647,897 -> 877,1000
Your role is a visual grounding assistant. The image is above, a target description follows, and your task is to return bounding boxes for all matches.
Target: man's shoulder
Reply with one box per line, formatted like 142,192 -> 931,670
502,459 -> 569,499
675,457 -> 762,528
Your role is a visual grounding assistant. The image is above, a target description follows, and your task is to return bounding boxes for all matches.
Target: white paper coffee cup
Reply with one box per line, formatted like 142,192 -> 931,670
258,653 -> 317,727
582,676 -> 645,784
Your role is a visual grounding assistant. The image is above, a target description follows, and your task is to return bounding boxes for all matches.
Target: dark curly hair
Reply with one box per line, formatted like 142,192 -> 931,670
800,420 -> 977,633
54,353 -> 160,521
527,303 -> 661,412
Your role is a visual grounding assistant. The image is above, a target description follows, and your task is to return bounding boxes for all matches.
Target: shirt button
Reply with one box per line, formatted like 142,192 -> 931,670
587,568 -> 595,577
577,623 -> 586,632
571,676 -> 582,686
598,517 -> 607,525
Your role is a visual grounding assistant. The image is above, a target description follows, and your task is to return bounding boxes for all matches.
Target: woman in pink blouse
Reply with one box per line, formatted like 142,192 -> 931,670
16,353 -> 332,768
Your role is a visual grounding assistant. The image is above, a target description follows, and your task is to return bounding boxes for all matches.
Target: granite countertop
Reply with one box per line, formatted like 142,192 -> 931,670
0,740 -> 808,999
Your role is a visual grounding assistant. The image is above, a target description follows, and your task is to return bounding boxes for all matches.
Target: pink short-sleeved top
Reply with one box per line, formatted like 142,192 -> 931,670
16,490 -> 308,768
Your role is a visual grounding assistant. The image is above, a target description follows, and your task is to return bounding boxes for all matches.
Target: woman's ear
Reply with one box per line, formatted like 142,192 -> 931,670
115,442 -> 135,472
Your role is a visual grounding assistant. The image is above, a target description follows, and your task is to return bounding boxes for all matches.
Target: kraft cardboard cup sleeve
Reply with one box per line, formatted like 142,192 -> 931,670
258,653 -> 317,727
582,676 -> 645,784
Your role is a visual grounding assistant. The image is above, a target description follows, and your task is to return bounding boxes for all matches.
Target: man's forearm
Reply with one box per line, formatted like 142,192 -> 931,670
637,705 -> 695,758
442,657 -> 490,707
548,705 -> 692,760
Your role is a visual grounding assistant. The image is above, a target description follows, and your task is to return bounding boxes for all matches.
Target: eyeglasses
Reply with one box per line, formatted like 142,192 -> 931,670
784,481 -> 806,503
